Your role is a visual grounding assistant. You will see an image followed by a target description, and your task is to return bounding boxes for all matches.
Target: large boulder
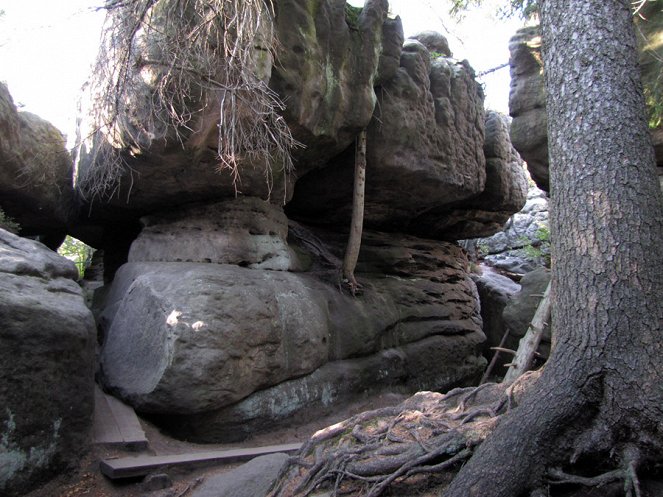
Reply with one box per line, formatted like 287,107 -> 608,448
0,83 -> 74,246
411,110 -> 529,239
98,228 -> 486,441
128,197 -> 300,271
286,37 -> 489,238
473,266 -> 521,363
0,230 -> 96,497
74,0 -> 392,218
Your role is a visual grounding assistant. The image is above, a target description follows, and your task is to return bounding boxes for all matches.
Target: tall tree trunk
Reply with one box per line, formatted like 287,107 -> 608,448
342,129 -> 367,293
444,1 -> 663,495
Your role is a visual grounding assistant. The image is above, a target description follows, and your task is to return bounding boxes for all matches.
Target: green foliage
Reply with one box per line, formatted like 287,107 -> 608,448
430,50 -> 445,59
519,224 -> 550,267
58,236 -> 94,279
344,3 -> 362,29
477,242 -> 490,257
0,208 -> 20,234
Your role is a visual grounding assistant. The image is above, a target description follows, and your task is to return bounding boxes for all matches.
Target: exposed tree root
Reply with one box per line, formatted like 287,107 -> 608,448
548,445 -> 643,497
267,374 -> 538,497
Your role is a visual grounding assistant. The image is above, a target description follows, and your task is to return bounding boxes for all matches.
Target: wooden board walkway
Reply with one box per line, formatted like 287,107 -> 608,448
93,386 -> 149,450
100,443 -> 303,479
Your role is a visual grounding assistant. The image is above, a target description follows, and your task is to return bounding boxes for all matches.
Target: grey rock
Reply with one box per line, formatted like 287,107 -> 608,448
99,230 -> 485,438
0,230 -> 96,497
483,250 -> 543,275
472,185 -> 549,274
164,333 -> 486,442
191,453 -> 288,497
100,263 -> 331,413
142,473 -> 173,491
473,265 -> 520,355
75,0 -> 392,216
411,31 -> 452,57
0,83 -> 74,244
128,197 -> 299,270
414,111 -> 529,240
508,26 -> 548,191
287,42 -> 488,239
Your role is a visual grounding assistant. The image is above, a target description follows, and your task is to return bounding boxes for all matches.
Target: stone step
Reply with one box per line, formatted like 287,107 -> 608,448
93,386 -> 149,450
99,443 -> 303,479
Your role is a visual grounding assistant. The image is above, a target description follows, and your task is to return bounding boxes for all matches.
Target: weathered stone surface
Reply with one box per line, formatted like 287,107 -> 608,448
411,31 -> 452,57
502,267 -> 551,357
100,263 -> 330,413
161,334 -> 485,442
508,26 -> 548,191
99,229 -> 485,438
286,39 -> 487,238
270,0 -> 391,173
0,230 -> 96,497
0,83 -> 74,244
191,453 -> 289,497
411,111 -> 529,240
128,197 -> 299,270
75,0 -> 392,217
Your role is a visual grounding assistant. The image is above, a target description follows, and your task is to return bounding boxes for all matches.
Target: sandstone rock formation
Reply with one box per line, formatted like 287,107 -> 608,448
472,266 -> 521,367
508,26 -> 548,191
286,44 -> 526,240
0,230 -> 96,497
99,227 -> 486,441
74,0 -> 393,217
0,83 -> 74,247
69,0 -> 531,443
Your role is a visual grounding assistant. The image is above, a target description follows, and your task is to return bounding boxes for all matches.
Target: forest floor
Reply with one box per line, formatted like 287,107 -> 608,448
23,392 -> 410,497
22,387 -> 663,497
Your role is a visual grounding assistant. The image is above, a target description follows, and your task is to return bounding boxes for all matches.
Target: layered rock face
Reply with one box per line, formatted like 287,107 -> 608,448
75,0 -> 531,442
74,0 -> 392,218
286,39 -> 528,238
0,230 -> 96,496
99,204 -> 486,441
0,83 -> 74,246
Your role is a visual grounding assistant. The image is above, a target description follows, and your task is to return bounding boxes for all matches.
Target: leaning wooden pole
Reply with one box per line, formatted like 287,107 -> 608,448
342,129 -> 367,294
503,282 -> 552,384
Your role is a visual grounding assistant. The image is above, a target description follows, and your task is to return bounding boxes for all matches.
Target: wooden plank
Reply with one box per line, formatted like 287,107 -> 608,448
93,388 -> 123,444
100,443 -> 303,479
93,386 -> 148,450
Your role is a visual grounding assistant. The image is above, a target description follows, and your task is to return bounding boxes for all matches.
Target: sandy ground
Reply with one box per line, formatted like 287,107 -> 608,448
24,392 -> 409,497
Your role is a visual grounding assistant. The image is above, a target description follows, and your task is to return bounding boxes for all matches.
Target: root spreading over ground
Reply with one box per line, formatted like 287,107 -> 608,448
268,374 -> 537,497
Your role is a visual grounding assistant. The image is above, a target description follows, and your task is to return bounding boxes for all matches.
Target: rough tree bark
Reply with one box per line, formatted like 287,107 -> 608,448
342,129 -> 367,294
444,0 -> 663,495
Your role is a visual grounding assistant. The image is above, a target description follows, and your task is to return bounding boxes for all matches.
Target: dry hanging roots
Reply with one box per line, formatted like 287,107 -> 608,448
268,373 -> 538,497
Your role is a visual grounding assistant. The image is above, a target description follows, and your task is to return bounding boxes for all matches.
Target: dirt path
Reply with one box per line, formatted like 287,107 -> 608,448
25,392 -> 408,497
